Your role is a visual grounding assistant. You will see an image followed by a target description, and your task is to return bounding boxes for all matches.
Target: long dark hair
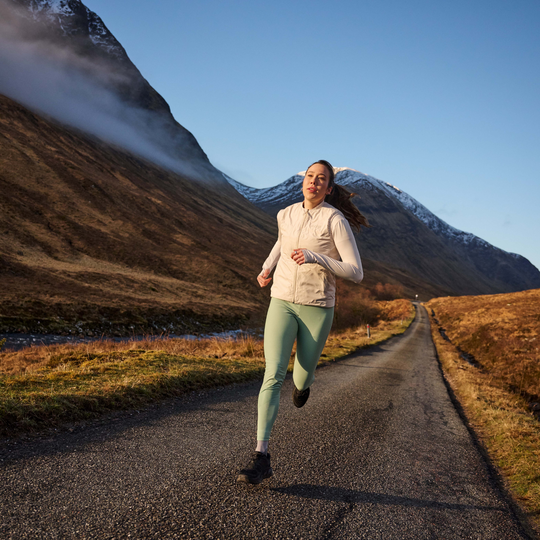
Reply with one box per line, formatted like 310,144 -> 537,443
307,160 -> 371,232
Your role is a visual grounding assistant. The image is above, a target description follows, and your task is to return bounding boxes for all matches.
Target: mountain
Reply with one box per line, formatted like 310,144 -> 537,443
0,0 -> 284,335
0,0 -> 226,185
0,93 -> 276,335
226,168 -> 540,296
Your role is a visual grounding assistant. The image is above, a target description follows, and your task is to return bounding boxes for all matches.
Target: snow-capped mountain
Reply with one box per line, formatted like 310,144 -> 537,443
16,0 -> 125,57
227,167 -> 493,251
1,0 -> 228,185
226,168 -> 540,295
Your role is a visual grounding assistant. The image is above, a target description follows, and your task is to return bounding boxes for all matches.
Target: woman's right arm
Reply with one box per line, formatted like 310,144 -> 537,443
258,210 -> 283,288
258,238 -> 281,287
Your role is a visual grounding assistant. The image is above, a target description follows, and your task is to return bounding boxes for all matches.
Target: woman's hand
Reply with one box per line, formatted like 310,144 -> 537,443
257,269 -> 272,287
291,249 -> 305,265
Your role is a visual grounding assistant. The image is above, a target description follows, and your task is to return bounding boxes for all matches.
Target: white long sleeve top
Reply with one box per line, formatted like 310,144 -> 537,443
261,201 -> 363,307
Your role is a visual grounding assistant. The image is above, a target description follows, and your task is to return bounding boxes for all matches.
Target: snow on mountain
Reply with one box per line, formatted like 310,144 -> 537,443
336,168 -> 494,250
17,0 -> 125,57
221,174 -> 261,200
3,0 -> 225,184
226,167 -> 511,254
27,0 -> 72,17
85,10 -> 123,54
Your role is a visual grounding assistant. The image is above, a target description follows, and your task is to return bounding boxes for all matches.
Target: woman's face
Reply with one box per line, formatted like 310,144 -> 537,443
302,163 -> 333,209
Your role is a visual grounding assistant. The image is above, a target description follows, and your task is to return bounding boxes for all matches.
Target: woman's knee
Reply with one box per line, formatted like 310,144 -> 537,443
260,375 -> 285,393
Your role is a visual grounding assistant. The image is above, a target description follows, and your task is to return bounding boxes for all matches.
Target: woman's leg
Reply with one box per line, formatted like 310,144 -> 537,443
238,302 -> 334,484
257,298 -> 298,441
292,304 -> 334,391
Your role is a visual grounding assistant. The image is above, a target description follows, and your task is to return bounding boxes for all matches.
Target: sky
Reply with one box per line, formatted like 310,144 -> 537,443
83,0 -> 539,270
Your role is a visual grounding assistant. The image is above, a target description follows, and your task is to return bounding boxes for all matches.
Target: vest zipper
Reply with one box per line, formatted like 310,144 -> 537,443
293,212 -> 309,303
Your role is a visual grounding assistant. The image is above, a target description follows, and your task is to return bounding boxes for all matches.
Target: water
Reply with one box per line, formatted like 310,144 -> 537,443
0,328 -> 261,352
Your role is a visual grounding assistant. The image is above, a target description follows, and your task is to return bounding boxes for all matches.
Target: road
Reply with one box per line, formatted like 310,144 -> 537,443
0,305 -> 532,539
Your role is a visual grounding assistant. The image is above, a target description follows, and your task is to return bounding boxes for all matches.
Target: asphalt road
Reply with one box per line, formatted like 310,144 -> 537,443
0,305 -> 533,539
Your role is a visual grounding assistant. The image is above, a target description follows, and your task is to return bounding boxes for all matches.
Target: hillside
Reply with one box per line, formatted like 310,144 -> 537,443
0,94 -> 277,335
0,0 -> 226,185
427,288 -> 540,406
227,169 -> 540,296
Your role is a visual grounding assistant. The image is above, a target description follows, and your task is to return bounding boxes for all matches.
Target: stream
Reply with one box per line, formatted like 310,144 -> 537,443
0,329 -> 259,352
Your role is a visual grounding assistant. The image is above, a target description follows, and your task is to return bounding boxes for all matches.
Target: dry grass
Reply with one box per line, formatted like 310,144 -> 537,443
0,300 -> 415,435
428,289 -> 540,402
0,334 -> 265,377
426,290 -> 540,537
333,278 -> 411,331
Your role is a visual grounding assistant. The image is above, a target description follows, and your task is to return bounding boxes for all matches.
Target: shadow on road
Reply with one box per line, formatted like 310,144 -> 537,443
271,484 -> 507,513
0,381 -> 260,463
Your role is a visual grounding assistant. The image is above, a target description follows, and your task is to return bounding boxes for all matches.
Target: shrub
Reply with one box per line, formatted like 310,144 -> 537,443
372,282 -> 404,300
334,282 -> 381,331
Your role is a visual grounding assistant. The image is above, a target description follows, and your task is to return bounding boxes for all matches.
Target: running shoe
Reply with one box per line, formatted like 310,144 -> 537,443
292,385 -> 310,408
237,452 -> 273,484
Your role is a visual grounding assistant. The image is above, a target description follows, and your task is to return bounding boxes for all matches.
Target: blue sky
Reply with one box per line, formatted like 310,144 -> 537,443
84,0 -> 540,271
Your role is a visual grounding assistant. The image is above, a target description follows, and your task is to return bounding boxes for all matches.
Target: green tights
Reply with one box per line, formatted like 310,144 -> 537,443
257,298 -> 334,441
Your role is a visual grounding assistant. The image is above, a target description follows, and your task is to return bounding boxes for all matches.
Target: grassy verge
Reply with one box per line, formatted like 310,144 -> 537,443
425,298 -> 540,538
0,300 -> 415,436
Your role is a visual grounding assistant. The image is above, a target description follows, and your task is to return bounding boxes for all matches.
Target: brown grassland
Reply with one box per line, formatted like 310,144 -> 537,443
0,297 -> 414,436
427,289 -> 540,536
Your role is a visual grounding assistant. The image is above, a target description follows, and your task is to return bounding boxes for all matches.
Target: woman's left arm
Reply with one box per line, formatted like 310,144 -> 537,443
294,217 -> 364,283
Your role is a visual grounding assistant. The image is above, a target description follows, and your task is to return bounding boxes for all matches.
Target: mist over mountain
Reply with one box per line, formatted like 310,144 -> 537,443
226,168 -> 540,296
0,0 -> 227,185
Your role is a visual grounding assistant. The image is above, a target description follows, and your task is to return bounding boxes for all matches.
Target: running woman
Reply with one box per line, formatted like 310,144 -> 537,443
237,160 -> 370,484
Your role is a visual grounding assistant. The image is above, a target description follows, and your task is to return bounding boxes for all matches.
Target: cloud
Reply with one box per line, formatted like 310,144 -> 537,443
0,1 -> 217,183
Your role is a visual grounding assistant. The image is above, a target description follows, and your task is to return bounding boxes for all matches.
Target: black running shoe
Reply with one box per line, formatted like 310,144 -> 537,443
292,385 -> 310,408
237,452 -> 273,484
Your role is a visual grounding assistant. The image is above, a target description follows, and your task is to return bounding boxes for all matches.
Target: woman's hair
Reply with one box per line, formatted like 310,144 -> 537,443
307,160 -> 371,232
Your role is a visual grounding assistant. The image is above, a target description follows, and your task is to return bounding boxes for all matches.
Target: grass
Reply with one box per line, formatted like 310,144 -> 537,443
426,289 -> 540,537
428,289 -> 539,402
0,299 -> 415,436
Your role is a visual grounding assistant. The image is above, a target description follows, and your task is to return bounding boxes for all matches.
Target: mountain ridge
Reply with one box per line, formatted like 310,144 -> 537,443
1,0 -> 226,185
226,168 -> 540,296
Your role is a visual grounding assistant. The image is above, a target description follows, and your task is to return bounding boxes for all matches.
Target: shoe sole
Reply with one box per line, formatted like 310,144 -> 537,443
293,387 -> 310,408
236,468 -> 274,484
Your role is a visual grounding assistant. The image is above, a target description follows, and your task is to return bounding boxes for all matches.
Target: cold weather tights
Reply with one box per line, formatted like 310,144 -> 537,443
257,297 -> 334,441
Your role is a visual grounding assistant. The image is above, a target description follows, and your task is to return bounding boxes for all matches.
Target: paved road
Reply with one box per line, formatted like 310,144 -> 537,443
0,305 -> 532,539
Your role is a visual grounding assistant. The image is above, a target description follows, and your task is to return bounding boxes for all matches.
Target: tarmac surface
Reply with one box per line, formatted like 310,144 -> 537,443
0,305 -> 533,539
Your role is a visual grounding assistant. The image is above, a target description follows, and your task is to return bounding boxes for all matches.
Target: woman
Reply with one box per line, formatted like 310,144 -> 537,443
237,160 -> 369,484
